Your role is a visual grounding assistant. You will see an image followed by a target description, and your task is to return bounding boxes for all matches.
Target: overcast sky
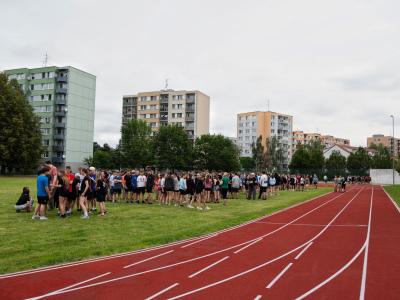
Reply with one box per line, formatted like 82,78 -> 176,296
1,0 -> 399,147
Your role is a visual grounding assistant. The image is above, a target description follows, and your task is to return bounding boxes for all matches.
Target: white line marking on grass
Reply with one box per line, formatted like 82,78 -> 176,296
32,189 -> 361,298
234,238 -> 263,254
254,295 -> 262,300
0,190 -> 336,279
360,187 -> 373,300
266,263 -> 293,289
295,242 -> 313,260
124,250 -> 174,269
27,272 -> 111,300
188,256 -> 229,278
146,283 -> 179,300
181,234 -> 218,248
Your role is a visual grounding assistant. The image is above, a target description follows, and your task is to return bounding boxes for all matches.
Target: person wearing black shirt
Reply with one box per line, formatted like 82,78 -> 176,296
15,187 -> 33,212
146,170 -> 155,204
247,173 -> 257,200
79,169 -> 91,219
96,173 -> 107,216
186,173 -> 195,208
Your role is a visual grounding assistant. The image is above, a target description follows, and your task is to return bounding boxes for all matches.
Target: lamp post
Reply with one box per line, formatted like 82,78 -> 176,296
390,115 -> 395,185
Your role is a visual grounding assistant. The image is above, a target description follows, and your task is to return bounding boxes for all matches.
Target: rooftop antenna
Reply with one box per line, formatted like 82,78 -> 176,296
42,52 -> 48,67
164,78 -> 169,90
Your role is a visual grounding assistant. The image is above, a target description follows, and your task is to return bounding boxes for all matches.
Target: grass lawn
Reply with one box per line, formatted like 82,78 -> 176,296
0,176 -> 330,274
383,185 -> 400,206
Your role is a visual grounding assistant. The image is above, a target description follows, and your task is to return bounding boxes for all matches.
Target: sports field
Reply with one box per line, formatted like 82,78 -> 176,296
0,176 -> 330,274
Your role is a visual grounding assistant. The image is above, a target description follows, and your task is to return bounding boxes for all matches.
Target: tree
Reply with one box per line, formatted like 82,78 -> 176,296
0,73 -> 42,173
153,124 -> 193,170
289,144 -> 311,174
265,136 -> 284,171
370,144 -> 392,169
347,147 -> 371,176
308,139 -> 325,175
251,135 -> 265,172
240,157 -> 255,172
120,119 -> 153,168
325,151 -> 347,179
193,134 -> 240,171
84,142 -> 121,170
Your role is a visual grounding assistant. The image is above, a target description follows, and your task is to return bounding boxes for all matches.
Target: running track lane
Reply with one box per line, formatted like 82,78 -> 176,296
0,186 -> 398,299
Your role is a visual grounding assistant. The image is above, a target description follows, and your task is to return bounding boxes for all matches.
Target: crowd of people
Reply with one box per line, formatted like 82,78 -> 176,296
14,161 -> 371,220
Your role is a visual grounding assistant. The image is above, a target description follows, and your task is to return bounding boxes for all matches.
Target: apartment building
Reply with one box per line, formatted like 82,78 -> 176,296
5,66 -> 96,169
237,111 -> 293,168
122,90 -> 210,139
367,134 -> 400,157
292,131 -> 350,152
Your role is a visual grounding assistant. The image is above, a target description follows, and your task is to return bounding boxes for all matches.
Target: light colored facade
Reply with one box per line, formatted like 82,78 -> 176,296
323,144 -> 376,159
237,111 -> 293,168
292,131 -> 350,152
367,134 -> 400,157
5,66 -> 96,170
122,90 -> 210,139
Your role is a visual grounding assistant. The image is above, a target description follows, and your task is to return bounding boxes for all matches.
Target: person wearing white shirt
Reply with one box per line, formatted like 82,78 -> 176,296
136,171 -> 147,203
259,172 -> 269,200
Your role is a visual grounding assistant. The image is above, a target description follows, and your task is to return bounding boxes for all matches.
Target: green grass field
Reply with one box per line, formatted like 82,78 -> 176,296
0,176 -> 330,274
383,185 -> 400,206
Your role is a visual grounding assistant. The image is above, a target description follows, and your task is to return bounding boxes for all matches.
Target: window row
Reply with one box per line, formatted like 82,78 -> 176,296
30,83 -> 54,91
139,105 -> 159,110
30,94 -> 53,102
34,106 -> 52,113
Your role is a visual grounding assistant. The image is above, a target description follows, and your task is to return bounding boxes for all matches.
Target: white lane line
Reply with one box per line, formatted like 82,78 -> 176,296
188,256 -> 229,278
255,221 -> 367,227
359,187 -> 374,300
146,283 -> 179,300
181,234 -> 218,248
234,238 -> 263,254
0,190 -> 335,279
296,187 -> 373,300
295,242 -> 313,260
31,189 -> 360,298
167,188 -> 365,300
266,263 -> 293,289
124,250 -> 174,269
27,272 -> 111,300
254,295 -> 262,300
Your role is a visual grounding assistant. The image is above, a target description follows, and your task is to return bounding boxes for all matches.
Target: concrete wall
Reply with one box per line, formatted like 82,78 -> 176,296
370,169 -> 400,185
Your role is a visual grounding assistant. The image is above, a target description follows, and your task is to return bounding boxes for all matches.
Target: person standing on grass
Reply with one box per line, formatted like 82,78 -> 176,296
45,161 -> 58,210
32,166 -> 51,220
186,173 -> 195,208
220,172 -> 229,204
195,173 -> 208,210
137,170 -> 147,204
178,173 -> 187,206
88,167 -> 97,212
79,168 -> 91,219
113,171 -> 123,203
160,173 -> 166,204
231,173 -> 240,199
65,166 -> 75,215
312,174 -> 318,189
57,170 -> 69,218
146,170 -> 155,204
259,171 -> 269,200
96,173 -> 107,216
204,174 -> 213,204
173,173 -> 180,206
213,174 -> 221,203
247,173 -> 257,200
124,171 -> 132,203
164,172 -> 175,205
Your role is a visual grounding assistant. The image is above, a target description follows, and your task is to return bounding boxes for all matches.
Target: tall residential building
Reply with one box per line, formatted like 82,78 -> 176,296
367,134 -> 400,157
122,90 -> 210,139
292,131 -> 350,152
5,66 -> 96,169
236,111 -> 293,168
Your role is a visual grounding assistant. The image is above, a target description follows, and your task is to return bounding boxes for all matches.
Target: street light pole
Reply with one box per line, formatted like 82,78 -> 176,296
390,115 -> 395,185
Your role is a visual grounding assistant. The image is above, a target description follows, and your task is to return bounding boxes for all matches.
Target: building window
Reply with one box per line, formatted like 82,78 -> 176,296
177,113 -> 182,118
40,128 -> 50,135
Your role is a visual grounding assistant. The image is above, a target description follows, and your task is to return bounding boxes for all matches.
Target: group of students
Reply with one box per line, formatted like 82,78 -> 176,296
15,161 -> 324,220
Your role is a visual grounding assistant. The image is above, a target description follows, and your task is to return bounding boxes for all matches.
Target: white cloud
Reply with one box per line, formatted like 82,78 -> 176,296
1,0 -> 399,148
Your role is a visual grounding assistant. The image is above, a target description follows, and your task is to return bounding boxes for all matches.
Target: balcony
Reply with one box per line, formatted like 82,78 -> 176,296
186,98 -> 195,104
55,98 -> 66,105
53,145 -> 64,152
54,133 -> 65,140
54,111 -> 66,117
56,76 -> 68,83
185,115 -> 195,122
185,123 -> 195,130
56,88 -> 67,94
54,122 -> 66,128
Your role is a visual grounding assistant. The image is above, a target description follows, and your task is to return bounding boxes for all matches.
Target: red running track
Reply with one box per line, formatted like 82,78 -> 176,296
0,185 -> 399,300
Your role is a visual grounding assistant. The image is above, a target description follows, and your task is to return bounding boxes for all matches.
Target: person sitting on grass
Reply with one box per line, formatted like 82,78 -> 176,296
15,187 -> 33,212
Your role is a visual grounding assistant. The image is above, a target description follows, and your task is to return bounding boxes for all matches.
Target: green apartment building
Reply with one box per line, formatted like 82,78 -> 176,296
4,66 -> 96,170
